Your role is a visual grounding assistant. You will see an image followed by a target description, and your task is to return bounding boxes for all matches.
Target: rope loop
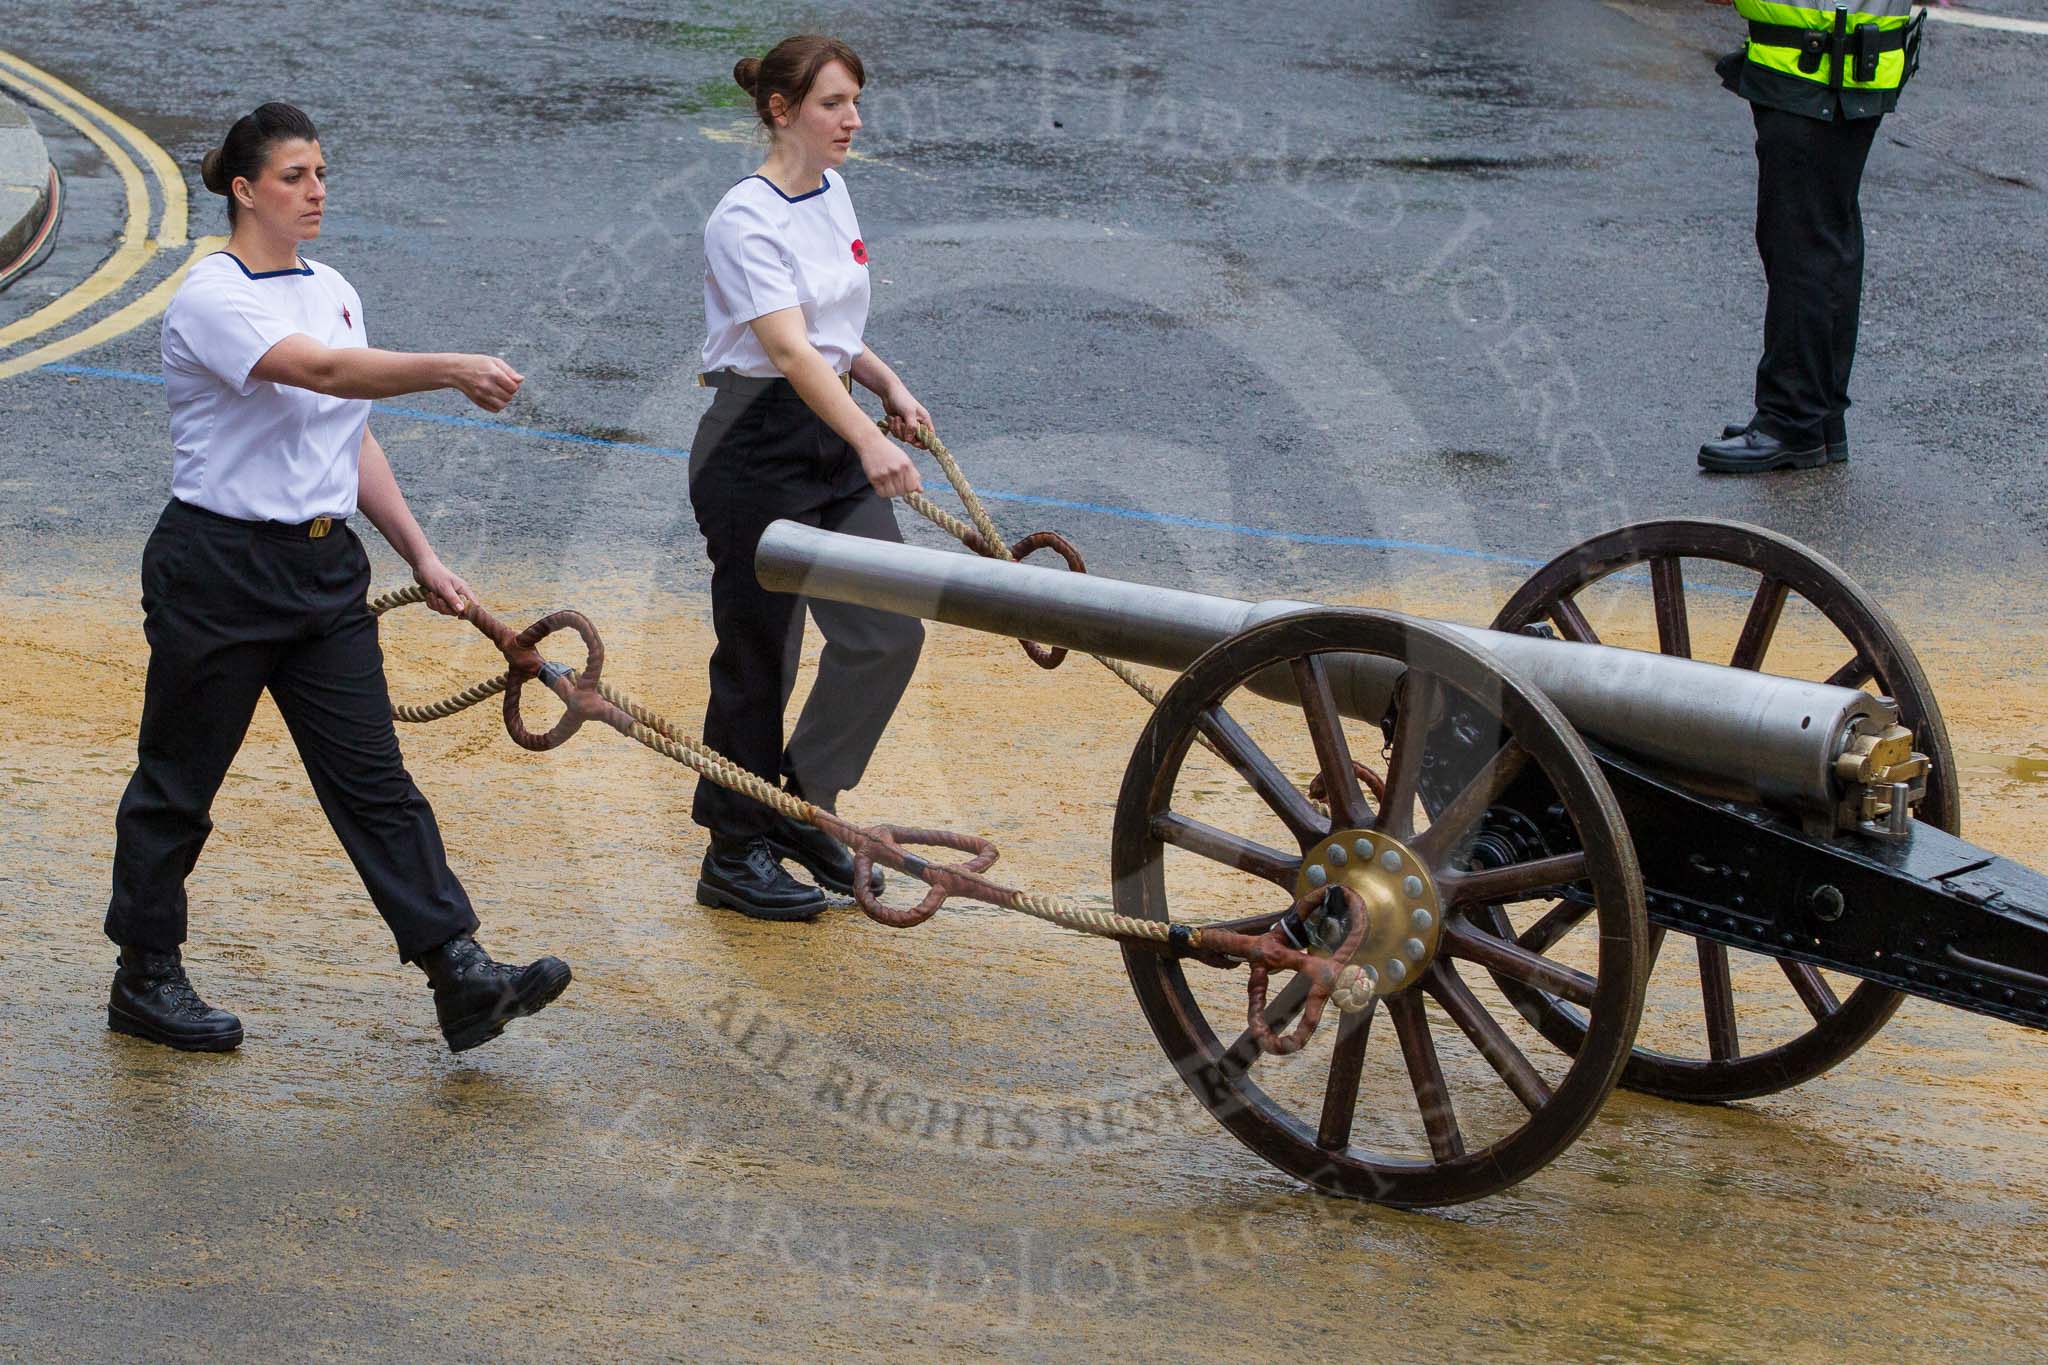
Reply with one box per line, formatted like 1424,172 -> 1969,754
1242,887 -> 1371,1056
847,824 -> 1001,928
956,528 -> 1089,670
498,609 -> 605,752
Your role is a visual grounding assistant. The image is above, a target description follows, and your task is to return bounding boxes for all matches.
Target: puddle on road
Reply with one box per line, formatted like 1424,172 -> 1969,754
3,555 -> 2045,1358
1960,748 -> 2048,785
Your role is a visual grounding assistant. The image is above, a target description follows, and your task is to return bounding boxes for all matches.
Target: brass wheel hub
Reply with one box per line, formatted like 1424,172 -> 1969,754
1293,828 -> 1443,996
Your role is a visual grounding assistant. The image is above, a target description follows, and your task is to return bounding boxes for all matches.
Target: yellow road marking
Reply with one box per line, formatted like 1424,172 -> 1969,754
0,58 -> 154,350
0,235 -> 223,382
0,49 -> 188,245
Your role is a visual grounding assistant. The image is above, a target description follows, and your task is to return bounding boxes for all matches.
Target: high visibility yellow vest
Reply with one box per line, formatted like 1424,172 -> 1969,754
1734,0 -> 1919,93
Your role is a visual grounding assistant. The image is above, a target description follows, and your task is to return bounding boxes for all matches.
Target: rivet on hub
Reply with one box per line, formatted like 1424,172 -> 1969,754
1404,938 -> 1427,962
1353,838 -> 1375,861
1403,875 -> 1424,899
1410,908 -> 1434,933
1306,864 -> 1328,888
1380,850 -> 1403,873
1328,844 -> 1348,866
1384,958 -> 1407,983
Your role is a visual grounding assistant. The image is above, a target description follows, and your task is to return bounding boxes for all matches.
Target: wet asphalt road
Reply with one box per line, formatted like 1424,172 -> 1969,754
2,0 -> 2045,605
3,1 -> 2048,1361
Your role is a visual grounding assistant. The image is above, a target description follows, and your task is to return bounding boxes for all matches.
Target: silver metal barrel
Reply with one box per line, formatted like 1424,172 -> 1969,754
756,521 -> 1894,821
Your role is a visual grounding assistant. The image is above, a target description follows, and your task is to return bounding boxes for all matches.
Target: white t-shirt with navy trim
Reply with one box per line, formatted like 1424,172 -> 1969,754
161,251 -> 370,522
700,169 -> 870,378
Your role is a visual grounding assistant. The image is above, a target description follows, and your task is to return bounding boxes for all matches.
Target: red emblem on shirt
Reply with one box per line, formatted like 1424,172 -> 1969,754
341,304 -> 352,330
850,239 -> 868,266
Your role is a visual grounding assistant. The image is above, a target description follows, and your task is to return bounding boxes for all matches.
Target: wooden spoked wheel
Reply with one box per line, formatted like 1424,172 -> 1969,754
1114,609 -> 1648,1207
1490,518 -> 1959,1103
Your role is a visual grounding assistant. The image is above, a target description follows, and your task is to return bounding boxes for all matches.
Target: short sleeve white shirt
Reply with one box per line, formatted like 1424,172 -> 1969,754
161,251 -> 370,522
700,170 -> 870,378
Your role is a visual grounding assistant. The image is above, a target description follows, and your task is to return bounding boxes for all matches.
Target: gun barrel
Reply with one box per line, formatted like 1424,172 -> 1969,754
756,521 -> 1893,822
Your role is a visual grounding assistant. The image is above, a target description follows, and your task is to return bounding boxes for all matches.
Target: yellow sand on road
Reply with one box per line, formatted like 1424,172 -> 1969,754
3,557 -> 2045,1361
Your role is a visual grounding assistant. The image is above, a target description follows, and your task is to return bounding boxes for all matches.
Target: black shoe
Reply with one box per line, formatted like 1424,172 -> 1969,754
107,946 -> 243,1052
417,934 -> 573,1053
1698,427 -> 1829,473
697,836 -> 828,922
763,816 -> 883,898
1722,421 -> 1847,463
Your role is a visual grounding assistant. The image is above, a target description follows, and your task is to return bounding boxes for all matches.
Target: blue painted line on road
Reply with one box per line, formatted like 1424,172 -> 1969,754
47,362 -> 163,384
35,360 -> 1614,578
960,488 -> 1547,567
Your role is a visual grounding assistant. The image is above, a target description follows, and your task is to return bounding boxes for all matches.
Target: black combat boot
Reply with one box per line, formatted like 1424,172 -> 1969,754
697,835 -> 827,921
763,815 -> 883,898
1698,426 -> 1829,473
107,946 -> 243,1052
1722,419 -> 1847,463
416,935 -> 572,1053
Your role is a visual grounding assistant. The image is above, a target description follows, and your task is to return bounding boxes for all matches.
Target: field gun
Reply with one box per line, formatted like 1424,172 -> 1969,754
758,516 -> 2048,1206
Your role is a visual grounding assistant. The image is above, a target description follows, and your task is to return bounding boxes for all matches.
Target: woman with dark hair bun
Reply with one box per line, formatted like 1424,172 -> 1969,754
689,35 -> 931,921
103,102 -> 572,1054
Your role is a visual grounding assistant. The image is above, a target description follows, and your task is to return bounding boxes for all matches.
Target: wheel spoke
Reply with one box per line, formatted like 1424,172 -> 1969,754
1315,999 -> 1377,1150
1516,898 -> 1592,954
1425,964 -> 1553,1113
1442,851 -> 1590,909
1698,939 -> 1740,1061
1781,958 -> 1840,1023
1387,991 -> 1464,1161
1412,740 -> 1529,868
1221,971 -> 1314,1077
1290,653 -> 1373,829
1823,656 -> 1875,691
1197,704 -> 1329,848
1729,575 -> 1790,671
1152,812 -> 1298,888
1444,921 -> 1598,1008
1549,595 -> 1600,645
1650,556 -> 1692,658
1374,670 -> 1438,839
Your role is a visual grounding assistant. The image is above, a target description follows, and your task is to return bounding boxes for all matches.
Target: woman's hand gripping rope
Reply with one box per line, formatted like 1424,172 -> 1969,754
368,584 -> 1378,1055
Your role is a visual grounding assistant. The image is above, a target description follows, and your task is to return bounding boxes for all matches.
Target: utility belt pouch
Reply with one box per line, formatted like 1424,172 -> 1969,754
1796,30 -> 1828,76
1850,22 -> 1883,84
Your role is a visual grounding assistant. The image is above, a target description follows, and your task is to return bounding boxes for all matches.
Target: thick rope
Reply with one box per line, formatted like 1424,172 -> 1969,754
368,428 -> 1379,1032
369,586 -> 1210,950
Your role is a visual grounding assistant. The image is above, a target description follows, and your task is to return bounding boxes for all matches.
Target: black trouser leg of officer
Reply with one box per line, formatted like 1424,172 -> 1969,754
689,389 -> 924,844
1751,104 -> 1881,451
106,502 -> 480,962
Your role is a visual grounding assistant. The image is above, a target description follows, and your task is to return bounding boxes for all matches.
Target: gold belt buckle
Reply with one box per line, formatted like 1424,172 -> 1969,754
308,516 -> 332,539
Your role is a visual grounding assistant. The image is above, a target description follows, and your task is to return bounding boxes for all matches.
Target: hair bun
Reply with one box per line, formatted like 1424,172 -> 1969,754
200,146 -> 229,195
733,57 -> 761,95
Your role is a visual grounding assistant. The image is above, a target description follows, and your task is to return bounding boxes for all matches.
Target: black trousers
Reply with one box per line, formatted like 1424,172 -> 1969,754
1751,103 -> 1882,450
105,500 -> 479,962
688,384 -> 924,839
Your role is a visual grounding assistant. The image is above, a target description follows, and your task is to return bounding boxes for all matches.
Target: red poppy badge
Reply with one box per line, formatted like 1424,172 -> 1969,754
850,238 -> 868,265
341,304 -> 352,330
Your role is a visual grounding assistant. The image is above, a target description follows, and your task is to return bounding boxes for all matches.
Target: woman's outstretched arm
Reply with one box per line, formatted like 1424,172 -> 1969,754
251,334 -> 523,411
